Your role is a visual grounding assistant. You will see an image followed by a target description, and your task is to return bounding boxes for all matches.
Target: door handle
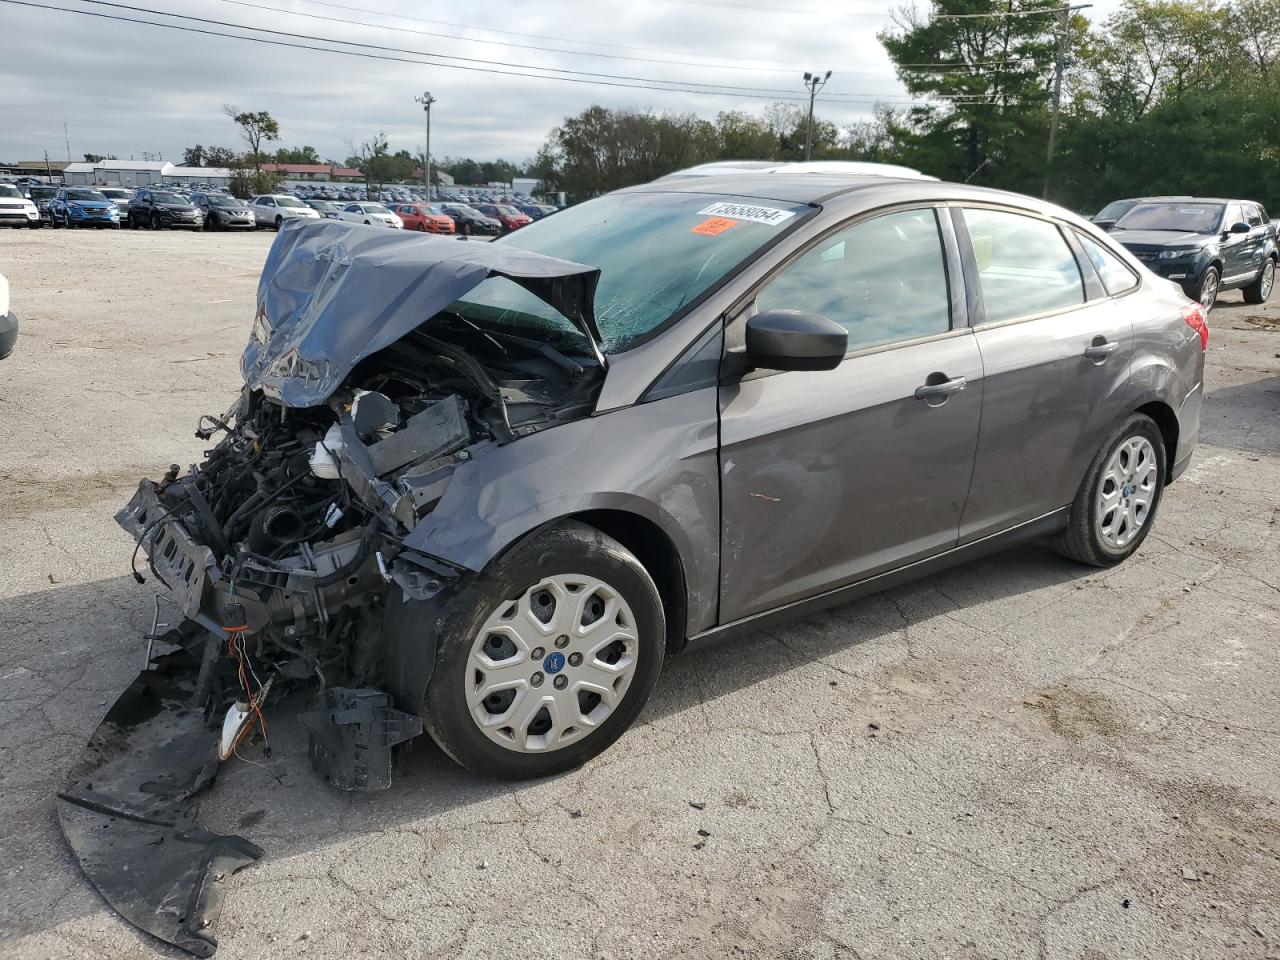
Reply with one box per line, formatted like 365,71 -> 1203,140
1084,340 -> 1118,360
914,375 -> 967,402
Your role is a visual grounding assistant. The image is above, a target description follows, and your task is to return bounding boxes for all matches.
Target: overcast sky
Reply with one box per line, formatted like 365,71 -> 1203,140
0,0 -> 1117,166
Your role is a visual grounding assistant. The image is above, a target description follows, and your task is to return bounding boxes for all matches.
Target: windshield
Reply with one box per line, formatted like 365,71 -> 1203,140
451,191 -> 812,353
1094,200 -> 1132,222
67,189 -> 106,202
1116,202 -> 1224,234
308,201 -> 336,210
29,186 -> 56,199
0,185 -> 21,198
277,197 -> 306,208
100,189 -> 129,199
365,204 -> 392,214
151,191 -> 186,204
495,205 -> 521,216
209,195 -> 240,207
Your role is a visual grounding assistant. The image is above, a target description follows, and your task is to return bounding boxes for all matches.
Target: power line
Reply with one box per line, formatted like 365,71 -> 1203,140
251,0 -> 1000,72
1,0 -> 965,106
6,0 -> 1011,106
219,0 -> 1039,79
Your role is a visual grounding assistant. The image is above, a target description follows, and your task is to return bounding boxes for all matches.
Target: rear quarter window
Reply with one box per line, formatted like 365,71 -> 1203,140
1076,233 -> 1140,297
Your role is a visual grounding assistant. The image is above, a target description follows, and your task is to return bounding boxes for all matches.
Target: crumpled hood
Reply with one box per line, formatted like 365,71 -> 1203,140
243,219 -> 602,407
1111,229 -> 1213,250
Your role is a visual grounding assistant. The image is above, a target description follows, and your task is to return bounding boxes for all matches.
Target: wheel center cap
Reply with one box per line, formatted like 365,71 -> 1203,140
1122,483 -> 1135,497
543,652 -> 566,674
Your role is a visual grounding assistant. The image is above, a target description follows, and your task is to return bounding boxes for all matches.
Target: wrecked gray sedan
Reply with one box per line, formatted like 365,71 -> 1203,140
61,169 -> 1205,954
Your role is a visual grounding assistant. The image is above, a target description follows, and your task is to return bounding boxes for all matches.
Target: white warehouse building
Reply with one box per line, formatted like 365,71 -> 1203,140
62,160 -> 231,188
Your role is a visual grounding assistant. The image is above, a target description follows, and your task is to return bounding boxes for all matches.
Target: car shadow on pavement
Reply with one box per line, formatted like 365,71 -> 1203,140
0,539 -> 1095,947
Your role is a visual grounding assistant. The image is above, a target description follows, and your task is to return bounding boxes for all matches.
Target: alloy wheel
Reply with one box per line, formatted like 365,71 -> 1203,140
1262,260 -> 1275,300
1200,270 -> 1219,310
1096,435 -> 1158,550
464,574 -> 640,753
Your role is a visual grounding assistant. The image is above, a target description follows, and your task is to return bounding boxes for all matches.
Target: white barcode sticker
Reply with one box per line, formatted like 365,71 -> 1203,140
697,201 -> 796,226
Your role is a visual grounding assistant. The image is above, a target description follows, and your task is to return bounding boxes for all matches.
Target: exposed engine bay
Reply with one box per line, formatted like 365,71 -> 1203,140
57,221 -> 607,956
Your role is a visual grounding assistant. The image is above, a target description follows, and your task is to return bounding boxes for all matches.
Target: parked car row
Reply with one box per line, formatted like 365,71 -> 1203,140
1091,195 -> 1277,311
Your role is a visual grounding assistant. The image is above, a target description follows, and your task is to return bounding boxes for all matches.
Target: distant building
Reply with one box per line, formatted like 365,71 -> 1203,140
167,166 -> 232,188
259,163 -> 364,181
412,168 -> 455,186
0,160 -> 69,181
60,160 -> 231,188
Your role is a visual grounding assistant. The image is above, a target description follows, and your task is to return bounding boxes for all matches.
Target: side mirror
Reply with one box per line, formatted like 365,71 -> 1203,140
1229,221 -> 1250,234
745,309 -> 847,372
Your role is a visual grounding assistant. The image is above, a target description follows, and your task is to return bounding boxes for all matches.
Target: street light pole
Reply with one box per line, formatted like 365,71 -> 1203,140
802,70 -> 831,162
414,91 -> 435,197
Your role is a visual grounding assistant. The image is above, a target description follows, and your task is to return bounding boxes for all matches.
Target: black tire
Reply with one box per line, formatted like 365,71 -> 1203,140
1196,265 -> 1220,312
422,520 -> 666,779
460,221 -> 472,236
50,212 -> 60,229
1052,413 -> 1167,567
150,213 -> 162,231
274,215 -> 283,231
1242,256 -> 1276,304
416,223 -> 427,232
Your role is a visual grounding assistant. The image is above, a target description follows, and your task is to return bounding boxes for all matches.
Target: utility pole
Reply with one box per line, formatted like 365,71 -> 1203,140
802,70 -> 831,162
1043,3 -> 1091,199
64,120 -> 71,162
415,92 -> 435,198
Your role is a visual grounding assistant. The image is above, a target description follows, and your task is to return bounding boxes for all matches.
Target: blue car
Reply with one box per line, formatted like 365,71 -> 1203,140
50,187 -> 121,229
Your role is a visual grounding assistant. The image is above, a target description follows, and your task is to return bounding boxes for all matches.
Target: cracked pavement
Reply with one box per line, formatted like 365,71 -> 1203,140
1,229 -> 1278,959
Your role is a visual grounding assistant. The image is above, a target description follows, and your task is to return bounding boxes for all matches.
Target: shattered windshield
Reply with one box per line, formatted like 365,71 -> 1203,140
451,191 -> 812,353
1116,203 -> 1224,233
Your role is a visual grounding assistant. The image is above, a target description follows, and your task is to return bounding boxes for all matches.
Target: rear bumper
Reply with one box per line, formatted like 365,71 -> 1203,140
0,311 -> 17,359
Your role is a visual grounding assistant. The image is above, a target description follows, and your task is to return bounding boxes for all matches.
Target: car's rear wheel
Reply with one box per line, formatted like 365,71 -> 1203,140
423,521 -> 666,779
1243,256 -> 1276,304
1196,265 -> 1220,312
1053,413 -> 1166,567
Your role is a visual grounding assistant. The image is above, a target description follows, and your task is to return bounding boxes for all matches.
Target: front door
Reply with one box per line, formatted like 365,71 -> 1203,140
718,207 -> 983,622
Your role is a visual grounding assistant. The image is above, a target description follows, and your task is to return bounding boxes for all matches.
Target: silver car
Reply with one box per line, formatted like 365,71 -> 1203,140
68,171 -> 1205,952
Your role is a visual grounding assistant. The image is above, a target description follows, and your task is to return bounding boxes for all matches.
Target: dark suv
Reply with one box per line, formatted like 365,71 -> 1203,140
1109,197 -> 1277,311
126,188 -> 204,230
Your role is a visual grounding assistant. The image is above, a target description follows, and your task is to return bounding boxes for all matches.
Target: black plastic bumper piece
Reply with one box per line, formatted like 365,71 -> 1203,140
56,649 -> 262,957
300,687 -> 423,790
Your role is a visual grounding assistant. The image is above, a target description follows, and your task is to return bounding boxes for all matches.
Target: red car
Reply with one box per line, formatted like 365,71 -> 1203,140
475,203 -> 532,232
394,203 -> 456,234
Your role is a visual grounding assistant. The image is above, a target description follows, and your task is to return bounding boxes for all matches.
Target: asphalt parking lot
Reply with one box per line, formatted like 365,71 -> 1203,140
1,228 -> 1278,960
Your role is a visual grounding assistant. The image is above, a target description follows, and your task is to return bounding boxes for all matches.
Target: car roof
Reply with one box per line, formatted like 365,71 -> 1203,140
621,172 -> 1075,213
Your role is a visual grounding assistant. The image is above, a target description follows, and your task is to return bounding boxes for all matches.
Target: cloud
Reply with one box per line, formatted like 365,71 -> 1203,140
0,0 -> 1113,164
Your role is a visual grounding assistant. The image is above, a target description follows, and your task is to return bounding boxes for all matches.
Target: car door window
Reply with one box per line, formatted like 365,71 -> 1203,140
755,208 -> 951,352
962,208 -> 1084,324
1226,204 -> 1244,229
1246,204 -> 1264,227
1076,233 -> 1139,297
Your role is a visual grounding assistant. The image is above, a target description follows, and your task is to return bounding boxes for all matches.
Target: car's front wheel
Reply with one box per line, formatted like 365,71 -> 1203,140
1243,256 -> 1276,304
274,215 -> 283,231
423,521 -> 666,779
1196,265 -> 1220,312
150,213 -> 162,231
1054,413 -> 1167,567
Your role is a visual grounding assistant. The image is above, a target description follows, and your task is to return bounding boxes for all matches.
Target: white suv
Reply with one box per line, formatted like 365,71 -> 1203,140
0,183 -> 40,228
249,194 -> 322,231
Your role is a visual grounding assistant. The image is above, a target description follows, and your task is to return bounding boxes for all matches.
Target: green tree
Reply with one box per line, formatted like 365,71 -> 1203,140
878,0 -> 1068,191
223,105 -> 280,173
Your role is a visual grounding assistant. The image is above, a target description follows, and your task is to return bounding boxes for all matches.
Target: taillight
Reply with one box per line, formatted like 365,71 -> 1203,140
1181,302 -> 1208,350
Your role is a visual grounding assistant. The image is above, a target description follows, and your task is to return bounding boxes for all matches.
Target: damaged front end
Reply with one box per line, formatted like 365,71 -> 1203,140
59,221 -> 606,955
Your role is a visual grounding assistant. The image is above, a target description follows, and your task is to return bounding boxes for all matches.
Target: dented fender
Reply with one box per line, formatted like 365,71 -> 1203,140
402,386 -> 723,638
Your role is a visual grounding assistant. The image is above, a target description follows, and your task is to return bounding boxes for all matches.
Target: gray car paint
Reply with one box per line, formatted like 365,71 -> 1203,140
250,173 -> 1206,644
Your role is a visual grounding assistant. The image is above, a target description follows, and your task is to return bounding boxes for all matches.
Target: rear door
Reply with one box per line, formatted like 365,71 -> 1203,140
955,206 -> 1134,542
718,206 -> 983,621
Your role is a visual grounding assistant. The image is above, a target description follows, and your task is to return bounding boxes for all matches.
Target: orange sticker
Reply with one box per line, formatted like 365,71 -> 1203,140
691,216 -> 738,236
